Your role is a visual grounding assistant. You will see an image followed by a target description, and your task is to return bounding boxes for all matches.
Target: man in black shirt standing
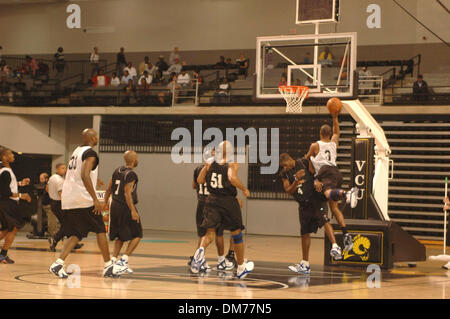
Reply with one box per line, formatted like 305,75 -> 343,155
104,150 -> 142,275
0,148 -> 31,264
279,153 -> 342,275
191,151 -> 235,271
191,141 -> 254,279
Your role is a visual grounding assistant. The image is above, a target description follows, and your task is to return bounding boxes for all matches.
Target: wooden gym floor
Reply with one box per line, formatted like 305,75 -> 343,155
1,230 -> 449,299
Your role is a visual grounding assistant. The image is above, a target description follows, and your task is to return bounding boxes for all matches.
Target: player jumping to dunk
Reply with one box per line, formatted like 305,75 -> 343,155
190,140 -> 254,279
305,112 -> 358,252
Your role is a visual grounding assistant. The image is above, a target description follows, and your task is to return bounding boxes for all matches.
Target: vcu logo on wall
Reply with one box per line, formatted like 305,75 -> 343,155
343,234 -> 371,261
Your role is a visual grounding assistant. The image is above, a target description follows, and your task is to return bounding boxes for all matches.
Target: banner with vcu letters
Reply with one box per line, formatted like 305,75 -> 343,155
350,138 -> 375,219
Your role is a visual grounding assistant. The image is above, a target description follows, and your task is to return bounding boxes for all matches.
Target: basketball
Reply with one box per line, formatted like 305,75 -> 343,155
327,97 -> 343,115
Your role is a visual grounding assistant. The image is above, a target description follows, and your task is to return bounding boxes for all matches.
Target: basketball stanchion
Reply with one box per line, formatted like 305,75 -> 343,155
429,177 -> 450,264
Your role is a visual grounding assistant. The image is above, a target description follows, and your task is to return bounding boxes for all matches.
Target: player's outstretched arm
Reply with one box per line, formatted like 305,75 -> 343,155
197,163 -> 211,184
103,178 -> 113,211
81,157 -> 102,214
124,181 -> 139,222
331,114 -> 340,145
227,163 -> 250,198
305,143 -> 319,160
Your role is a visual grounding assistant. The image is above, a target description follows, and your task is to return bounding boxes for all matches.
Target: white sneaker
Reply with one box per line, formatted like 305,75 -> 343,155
330,244 -> 343,260
190,248 -> 205,274
346,187 -> 359,208
49,261 -> 68,278
443,262 -> 450,270
236,261 -> 254,279
217,258 -> 234,271
117,258 -> 133,274
288,261 -> 310,275
200,261 -> 211,272
110,260 -> 126,277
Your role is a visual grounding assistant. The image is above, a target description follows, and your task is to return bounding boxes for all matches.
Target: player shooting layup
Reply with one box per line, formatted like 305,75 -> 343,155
305,112 -> 358,252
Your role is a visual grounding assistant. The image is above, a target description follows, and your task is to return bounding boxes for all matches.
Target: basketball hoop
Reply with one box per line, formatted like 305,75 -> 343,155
279,85 -> 309,113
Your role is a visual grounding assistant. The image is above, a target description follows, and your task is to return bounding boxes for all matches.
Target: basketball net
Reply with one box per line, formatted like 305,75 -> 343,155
278,86 -> 309,113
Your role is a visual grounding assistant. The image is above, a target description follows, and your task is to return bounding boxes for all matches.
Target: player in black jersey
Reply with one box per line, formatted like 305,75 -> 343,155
279,154 -> 342,275
104,150 -> 142,275
191,160 -> 235,271
190,141 -> 254,279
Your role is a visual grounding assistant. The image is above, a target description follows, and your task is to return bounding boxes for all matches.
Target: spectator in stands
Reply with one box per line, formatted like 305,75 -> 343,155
54,47 -> 66,81
304,77 -> 313,87
359,66 -> 372,78
121,70 -> 133,85
116,47 -> 127,77
123,62 -> 137,79
0,60 -> 11,77
37,59 -> 49,82
213,78 -> 231,104
359,66 -> 372,95
225,58 -> 233,68
139,70 -> 153,86
156,55 -> 169,80
146,61 -> 157,79
26,56 -> 39,78
90,47 -> 100,77
303,52 -> 312,64
0,76 -> 13,103
177,70 -> 190,88
236,54 -> 249,78
139,56 -> 150,76
215,56 -> 226,69
123,79 -> 135,103
110,72 -> 120,87
167,58 -> 182,75
413,74 -> 429,101
92,69 -> 110,88
265,49 -> 274,69
319,47 -> 334,66
137,77 -> 150,97
169,47 -> 181,65
278,74 -> 287,87
192,69 -> 203,87
158,74 -> 179,104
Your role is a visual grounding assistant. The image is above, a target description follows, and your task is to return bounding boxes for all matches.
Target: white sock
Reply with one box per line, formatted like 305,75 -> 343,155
332,243 -> 339,249
301,260 -> 309,266
237,263 -> 245,272
56,258 -> 64,265
121,254 -> 128,261
218,256 -> 225,263
111,256 -> 117,262
104,260 -> 112,267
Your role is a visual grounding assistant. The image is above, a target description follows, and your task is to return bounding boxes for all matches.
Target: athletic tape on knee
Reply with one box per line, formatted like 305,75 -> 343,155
330,189 -> 342,201
232,232 -> 243,244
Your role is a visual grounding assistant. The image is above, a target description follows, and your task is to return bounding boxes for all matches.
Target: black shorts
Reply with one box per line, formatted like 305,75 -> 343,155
109,200 -> 143,242
63,206 -> 106,240
0,199 -> 26,231
317,165 -> 343,192
201,194 -> 243,232
298,199 -> 329,236
196,199 -> 224,237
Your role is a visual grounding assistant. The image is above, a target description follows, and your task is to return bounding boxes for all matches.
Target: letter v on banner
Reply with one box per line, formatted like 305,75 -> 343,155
348,138 -> 375,219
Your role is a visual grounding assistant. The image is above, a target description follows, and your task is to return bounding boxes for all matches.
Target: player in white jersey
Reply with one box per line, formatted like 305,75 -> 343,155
305,113 -> 358,251
49,129 -> 126,278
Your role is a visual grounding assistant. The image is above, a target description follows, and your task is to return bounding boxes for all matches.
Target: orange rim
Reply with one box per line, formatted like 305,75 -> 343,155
279,85 -> 309,98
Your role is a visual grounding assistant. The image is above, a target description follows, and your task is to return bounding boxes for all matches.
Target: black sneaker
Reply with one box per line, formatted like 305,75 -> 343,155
187,256 -> 194,266
48,237 -> 57,252
0,255 -> 14,264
